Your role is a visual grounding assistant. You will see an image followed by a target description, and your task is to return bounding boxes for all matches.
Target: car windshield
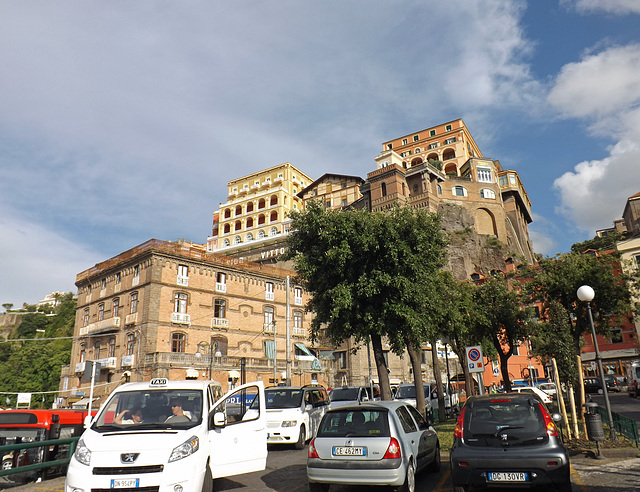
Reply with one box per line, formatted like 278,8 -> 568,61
464,399 -> 547,447
330,387 -> 360,401
265,389 -> 304,409
317,409 -> 390,438
93,389 -> 203,431
395,385 -> 430,399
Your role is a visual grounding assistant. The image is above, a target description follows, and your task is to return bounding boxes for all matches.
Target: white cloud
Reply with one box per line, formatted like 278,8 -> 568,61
568,0 -> 640,15
0,206 -> 101,308
547,45 -> 640,120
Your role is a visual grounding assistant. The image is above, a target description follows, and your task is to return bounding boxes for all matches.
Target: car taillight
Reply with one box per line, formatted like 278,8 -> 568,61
308,438 -> 319,458
454,406 -> 466,438
383,437 -> 402,459
538,402 -> 558,436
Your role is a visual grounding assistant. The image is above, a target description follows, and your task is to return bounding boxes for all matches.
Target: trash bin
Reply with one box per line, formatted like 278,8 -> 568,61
584,401 -> 605,442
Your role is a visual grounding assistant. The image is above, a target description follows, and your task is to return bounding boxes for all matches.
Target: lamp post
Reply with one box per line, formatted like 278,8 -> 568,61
577,285 -> 616,440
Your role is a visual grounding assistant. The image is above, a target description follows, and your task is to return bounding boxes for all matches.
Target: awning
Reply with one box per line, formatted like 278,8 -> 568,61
71,397 -> 98,409
294,343 -> 314,356
318,350 -> 335,361
186,368 -> 199,379
229,370 -> 241,379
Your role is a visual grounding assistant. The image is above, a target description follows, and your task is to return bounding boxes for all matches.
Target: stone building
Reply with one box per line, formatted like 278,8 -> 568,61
58,239 -> 324,408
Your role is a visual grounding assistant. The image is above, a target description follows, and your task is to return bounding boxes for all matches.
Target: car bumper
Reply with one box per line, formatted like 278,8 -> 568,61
267,425 -> 300,444
450,446 -> 570,488
307,457 -> 405,486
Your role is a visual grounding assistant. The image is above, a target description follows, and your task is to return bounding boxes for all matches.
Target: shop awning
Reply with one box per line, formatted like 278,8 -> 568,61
295,343 -> 315,356
71,397 -> 99,409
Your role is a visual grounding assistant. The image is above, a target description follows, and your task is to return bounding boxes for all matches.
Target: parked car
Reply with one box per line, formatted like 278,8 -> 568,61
450,393 -> 570,492
584,375 -> 619,394
265,385 -> 329,449
307,401 -> 440,492
604,374 -> 621,392
510,386 -> 553,405
394,382 -> 459,417
329,386 -> 374,409
537,382 -> 557,399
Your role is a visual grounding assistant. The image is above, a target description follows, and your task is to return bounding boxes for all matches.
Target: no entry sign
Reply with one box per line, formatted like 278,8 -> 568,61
465,345 -> 484,373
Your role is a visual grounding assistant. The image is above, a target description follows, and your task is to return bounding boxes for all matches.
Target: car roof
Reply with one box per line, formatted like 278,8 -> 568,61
115,379 -> 222,392
465,393 -> 543,405
325,400 -> 407,413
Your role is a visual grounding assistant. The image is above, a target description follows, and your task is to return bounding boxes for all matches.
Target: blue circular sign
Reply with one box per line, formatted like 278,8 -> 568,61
468,348 -> 481,361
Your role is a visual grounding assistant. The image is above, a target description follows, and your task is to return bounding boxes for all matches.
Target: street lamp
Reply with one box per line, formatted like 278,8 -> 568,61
577,285 -> 616,440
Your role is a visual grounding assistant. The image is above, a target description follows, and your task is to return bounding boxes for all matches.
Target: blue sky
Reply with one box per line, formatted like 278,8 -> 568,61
1,0 -> 640,308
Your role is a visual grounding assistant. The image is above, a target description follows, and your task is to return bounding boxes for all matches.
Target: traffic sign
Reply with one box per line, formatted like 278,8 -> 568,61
466,345 -> 485,373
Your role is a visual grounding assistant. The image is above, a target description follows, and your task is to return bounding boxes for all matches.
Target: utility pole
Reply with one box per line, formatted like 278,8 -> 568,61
286,276 -> 291,385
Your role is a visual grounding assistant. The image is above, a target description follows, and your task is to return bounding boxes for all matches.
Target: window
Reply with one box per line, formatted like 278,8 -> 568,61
172,332 -> 186,353
224,208 -> 231,219
235,220 -> 241,231
265,282 -> 275,301
413,135 -> 419,142
94,340 -> 101,359
453,186 -> 467,197
635,254 -> 640,268
437,184 -> 442,194
477,166 -> 492,183
258,198 -> 266,209
98,303 -> 105,321
102,278 -> 107,290
126,333 -> 135,356
258,230 -> 265,238
178,264 -> 189,285
445,124 -> 452,131
402,138 -> 408,145
130,292 -> 138,314
247,201 -> 254,212
270,211 -> 278,222
270,195 -> 278,206
325,199 -> 332,209
234,236 -> 242,244
381,182 -> 387,197
512,344 -> 519,356
337,351 -> 347,369
79,344 -> 86,362
444,137 -> 457,144
258,214 -> 266,225
223,224 -> 231,234
429,142 -> 438,149
342,198 -> 347,207
116,272 -> 121,284
112,298 -> 120,317
174,292 -> 188,313
611,329 -> 623,343
480,189 -> 496,199
235,205 -> 242,216
294,311 -> 303,329
386,143 -> 392,150
108,338 -> 116,358
246,217 -> 254,228
214,299 -> 226,319
294,287 -> 303,305
83,308 -> 90,327
430,129 -> 436,136
264,306 -> 275,327
223,239 -> 230,247
246,232 -> 253,241
269,227 -> 278,236
216,272 -> 227,293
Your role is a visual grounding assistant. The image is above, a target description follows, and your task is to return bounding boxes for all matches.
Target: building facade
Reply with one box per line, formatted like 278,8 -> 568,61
58,239 -> 324,408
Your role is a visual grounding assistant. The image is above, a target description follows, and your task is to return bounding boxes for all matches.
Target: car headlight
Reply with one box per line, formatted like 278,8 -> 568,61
168,436 -> 199,463
74,439 -> 91,466
281,420 -> 297,427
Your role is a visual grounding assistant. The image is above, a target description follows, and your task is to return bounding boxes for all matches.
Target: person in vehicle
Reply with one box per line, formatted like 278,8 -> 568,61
114,407 -> 143,424
165,399 -> 190,423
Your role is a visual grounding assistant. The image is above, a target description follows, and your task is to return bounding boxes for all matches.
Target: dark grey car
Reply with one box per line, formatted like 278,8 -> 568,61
450,393 -> 570,492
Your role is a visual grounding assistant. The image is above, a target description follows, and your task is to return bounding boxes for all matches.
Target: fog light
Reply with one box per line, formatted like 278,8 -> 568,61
174,485 -> 183,492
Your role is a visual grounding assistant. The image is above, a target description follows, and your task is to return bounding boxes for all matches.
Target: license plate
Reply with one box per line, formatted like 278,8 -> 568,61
332,446 -> 366,456
110,478 -> 140,488
488,472 -> 528,482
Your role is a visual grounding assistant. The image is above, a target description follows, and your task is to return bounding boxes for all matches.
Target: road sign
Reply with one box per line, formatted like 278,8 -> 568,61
466,345 -> 484,373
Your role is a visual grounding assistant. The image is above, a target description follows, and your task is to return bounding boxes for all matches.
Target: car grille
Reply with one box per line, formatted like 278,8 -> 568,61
92,465 -> 164,475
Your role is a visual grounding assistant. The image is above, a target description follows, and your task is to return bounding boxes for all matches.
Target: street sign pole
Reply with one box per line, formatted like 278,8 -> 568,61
465,346 -> 485,396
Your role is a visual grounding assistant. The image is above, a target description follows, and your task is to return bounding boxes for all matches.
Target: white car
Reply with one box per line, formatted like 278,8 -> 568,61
66,378 -> 267,492
537,382 -> 558,399
511,386 -> 553,404
265,385 -> 330,449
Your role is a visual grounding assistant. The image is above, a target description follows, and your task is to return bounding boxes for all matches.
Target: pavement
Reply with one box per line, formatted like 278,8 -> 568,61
3,447 -> 640,491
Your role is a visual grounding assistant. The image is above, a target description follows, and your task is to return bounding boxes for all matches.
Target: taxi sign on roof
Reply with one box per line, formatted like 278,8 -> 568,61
150,378 -> 168,386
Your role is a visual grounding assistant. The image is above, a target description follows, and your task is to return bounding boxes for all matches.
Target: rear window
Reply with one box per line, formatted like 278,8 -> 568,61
464,399 -> 547,447
317,409 -> 390,438
265,389 -> 303,409
330,387 -> 359,401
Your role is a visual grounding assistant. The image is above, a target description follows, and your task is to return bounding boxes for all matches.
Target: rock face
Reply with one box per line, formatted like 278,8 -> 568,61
439,202 -> 524,281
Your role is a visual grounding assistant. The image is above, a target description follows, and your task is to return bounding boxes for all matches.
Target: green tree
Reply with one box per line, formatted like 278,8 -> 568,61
285,202 -> 447,402
472,276 -> 534,392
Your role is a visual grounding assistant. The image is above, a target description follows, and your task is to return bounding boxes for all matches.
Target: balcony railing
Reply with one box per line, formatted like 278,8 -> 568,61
177,275 -> 189,286
125,312 -> 138,325
121,354 -> 135,367
216,283 -> 227,293
79,317 -> 121,336
211,317 -> 229,329
171,312 -> 191,325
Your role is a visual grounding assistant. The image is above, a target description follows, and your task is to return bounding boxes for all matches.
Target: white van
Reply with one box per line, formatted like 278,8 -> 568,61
65,378 -> 267,492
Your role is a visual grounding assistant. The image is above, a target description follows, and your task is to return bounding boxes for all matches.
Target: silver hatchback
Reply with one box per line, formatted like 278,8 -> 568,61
307,401 -> 440,492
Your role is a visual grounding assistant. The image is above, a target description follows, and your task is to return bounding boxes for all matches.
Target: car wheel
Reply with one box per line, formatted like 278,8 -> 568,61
428,444 -> 441,472
598,388 -> 604,395
295,424 -> 306,450
555,480 -> 572,492
452,486 -> 469,492
397,461 -> 415,492
1,459 -> 12,471
200,463 -> 213,492
308,483 -> 329,492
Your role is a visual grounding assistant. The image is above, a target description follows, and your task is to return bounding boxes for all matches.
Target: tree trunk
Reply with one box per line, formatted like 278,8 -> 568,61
430,340 -> 446,421
371,334 -> 392,400
406,341 -> 427,416
499,350 -> 511,392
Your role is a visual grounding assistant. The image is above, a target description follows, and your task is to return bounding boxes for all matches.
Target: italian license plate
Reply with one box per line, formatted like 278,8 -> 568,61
488,472 -> 528,482
110,478 -> 140,488
332,446 -> 366,456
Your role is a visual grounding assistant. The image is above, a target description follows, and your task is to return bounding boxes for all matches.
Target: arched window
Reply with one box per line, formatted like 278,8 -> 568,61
270,211 -> 278,222
443,149 -> 456,160
223,224 -> 231,234
94,340 -> 101,359
453,186 -> 467,197
79,344 -> 86,362
171,332 -> 186,353
246,201 -> 254,213
258,230 -> 265,238
214,299 -> 226,318
246,232 -> 254,241
235,205 -> 242,216
437,184 -> 442,195
270,195 -> 278,206
224,208 -> 231,219
126,333 -> 135,355
83,308 -> 90,327
223,239 -> 230,247
108,337 -> 116,357
174,292 -> 188,313
130,292 -> 138,314
112,298 -> 120,317
235,220 -> 242,231
270,227 -> 278,236
480,188 -> 496,199
234,236 -> 242,244
258,198 -> 266,209
246,217 -> 254,228
258,214 -> 266,225
264,306 -> 275,326
98,303 -> 105,321
381,182 -> 387,197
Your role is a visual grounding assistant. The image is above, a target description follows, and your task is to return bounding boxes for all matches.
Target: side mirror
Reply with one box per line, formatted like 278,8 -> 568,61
84,414 -> 93,428
305,403 -> 313,411
213,412 -> 226,427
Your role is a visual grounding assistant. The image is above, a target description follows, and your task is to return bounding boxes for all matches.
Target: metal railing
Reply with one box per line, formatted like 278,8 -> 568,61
0,436 -> 79,480
592,405 -> 640,447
